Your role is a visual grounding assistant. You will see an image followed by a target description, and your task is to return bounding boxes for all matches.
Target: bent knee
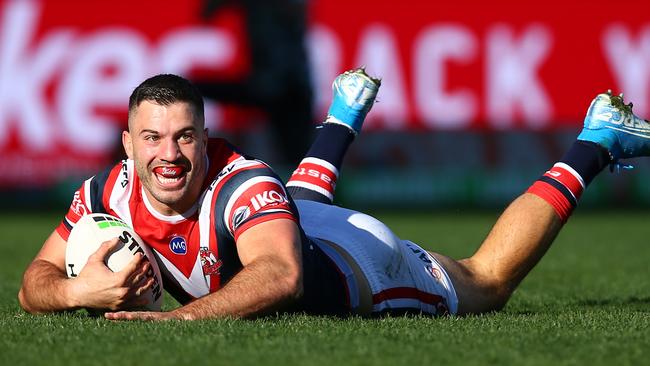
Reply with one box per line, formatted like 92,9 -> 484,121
439,257 -> 514,315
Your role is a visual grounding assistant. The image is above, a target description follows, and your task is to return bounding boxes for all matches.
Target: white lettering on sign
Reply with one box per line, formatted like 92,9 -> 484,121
310,23 -> 560,130
414,24 -> 477,128
354,24 -> 408,129
3,0 -> 650,159
486,24 -> 553,129
0,0 -> 69,151
0,0 -> 235,153
307,24 -> 342,117
58,29 -> 148,153
603,24 -> 650,117
159,28 -> 236,75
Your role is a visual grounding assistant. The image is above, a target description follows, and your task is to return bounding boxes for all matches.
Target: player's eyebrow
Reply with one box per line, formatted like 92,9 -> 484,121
174,127 -> 198,136
139,127 -> 197,136
139,129 -> 160,135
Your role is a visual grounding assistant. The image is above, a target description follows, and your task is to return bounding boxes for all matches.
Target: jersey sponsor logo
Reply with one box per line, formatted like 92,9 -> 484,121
250,190 -> 288,211
232,206 -> 251,229
120,160 -> 129,188
223,176 -> 294,235
213,164 -> 236,185
169,236 -> 187,255
209,159 -> 261,191
200,248 -> 222,276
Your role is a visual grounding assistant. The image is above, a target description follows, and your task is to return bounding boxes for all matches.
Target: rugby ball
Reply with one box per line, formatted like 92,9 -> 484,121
65,213 -> 163,311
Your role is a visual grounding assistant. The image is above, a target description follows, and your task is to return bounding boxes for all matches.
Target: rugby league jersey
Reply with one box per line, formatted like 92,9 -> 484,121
56,138 -> 347,311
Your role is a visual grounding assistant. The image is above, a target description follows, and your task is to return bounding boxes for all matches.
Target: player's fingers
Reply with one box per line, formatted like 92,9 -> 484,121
123,277 -> 155,308
106,311 -> 155,321
107,311 -> 174,322
127,269 -> 152,295
116,252 -> 144,282
131,276 -> 154,296
88,238 -> 121,263
124,260 -> 149,286
105,311 -> 129,320
136,277 -> 154,295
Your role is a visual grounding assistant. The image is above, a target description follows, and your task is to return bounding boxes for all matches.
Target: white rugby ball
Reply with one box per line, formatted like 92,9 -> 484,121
65,213 -> 163,311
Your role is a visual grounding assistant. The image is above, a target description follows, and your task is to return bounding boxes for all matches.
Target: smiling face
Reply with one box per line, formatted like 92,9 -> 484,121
122,100 -> 208,216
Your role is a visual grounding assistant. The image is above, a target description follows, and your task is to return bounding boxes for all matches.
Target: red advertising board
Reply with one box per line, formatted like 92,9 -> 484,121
1,0 -> 650,186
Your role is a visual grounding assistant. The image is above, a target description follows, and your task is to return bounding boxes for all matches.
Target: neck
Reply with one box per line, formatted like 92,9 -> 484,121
142,187 -> 199,219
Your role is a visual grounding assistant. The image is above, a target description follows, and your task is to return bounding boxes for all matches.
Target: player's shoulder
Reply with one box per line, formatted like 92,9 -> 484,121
90,160 -> 134,193
202,139 -> 294,237
58,160 -> 134,238
206,138 -> 278,188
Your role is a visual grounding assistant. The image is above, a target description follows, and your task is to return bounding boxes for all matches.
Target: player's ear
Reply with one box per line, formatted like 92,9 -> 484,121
202,128 -> 209,150
122,130 -> 133,159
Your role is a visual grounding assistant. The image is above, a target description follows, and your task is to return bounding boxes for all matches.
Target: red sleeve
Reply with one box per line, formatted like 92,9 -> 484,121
55,182 -> 92,241
223,176 -> 297,241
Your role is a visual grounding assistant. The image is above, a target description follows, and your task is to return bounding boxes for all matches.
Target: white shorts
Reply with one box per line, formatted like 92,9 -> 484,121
296,200 -> 458,315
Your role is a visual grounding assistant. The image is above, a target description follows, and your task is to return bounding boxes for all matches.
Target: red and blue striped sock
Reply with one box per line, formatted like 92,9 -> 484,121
286,124 -> 354,203
527,141 -> 610,222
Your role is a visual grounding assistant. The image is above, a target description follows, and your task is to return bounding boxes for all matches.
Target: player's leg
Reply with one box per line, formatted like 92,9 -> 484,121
286,68 -> 380,204
434,91 -> 650,315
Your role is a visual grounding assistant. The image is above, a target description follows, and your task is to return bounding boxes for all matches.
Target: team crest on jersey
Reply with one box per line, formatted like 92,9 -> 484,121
70,191 -> 87,216
169,236 -> 187,255
200,248 -> 222,276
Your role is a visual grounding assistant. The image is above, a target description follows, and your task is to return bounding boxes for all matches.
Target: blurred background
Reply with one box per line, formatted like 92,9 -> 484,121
2,0 -> 650,210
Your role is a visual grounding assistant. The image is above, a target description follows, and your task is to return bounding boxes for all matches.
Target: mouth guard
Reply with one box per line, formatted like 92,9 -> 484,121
153,166 -> 184,178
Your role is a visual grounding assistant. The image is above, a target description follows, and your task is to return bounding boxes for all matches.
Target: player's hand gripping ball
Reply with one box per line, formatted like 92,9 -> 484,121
65,214 -> 163,311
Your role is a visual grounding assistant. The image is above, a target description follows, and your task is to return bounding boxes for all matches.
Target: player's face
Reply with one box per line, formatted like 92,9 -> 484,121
123,100 -> 208,216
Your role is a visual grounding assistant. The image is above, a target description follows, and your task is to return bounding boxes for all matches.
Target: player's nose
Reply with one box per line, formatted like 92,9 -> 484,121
159,137 -> 181,162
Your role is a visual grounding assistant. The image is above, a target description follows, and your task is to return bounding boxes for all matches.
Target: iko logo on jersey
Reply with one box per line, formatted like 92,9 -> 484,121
250,190 -> 288,211
169,236 -> 187,255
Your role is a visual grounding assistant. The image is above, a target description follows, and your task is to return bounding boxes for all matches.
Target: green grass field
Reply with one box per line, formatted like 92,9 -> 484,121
1,210 -> 648,365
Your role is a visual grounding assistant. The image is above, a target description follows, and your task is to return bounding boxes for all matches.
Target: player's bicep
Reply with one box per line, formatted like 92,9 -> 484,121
235,218 -> 302,269
33,230 -> 68,271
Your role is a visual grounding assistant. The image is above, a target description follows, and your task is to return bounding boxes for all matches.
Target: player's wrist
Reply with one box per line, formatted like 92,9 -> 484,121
64,277 -> 87,309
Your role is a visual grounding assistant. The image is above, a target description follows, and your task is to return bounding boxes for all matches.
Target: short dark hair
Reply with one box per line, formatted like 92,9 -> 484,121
128,74 -> 205,126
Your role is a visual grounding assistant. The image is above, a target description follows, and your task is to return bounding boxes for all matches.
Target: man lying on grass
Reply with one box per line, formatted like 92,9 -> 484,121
19,69 -> 647,319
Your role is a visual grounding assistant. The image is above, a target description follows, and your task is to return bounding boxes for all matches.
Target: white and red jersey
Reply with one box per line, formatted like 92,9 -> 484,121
56,138 -> 304,304
56,139 -> 456,316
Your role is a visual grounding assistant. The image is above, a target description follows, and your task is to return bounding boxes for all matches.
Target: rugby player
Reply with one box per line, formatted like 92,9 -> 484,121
18,69 -> 650,319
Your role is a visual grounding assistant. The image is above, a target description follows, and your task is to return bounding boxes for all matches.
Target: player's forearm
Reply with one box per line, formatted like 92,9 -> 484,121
172,256 -> 303,320
18,259 -> 80,313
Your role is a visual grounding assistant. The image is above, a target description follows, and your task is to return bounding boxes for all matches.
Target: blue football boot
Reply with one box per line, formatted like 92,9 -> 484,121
578,90 -> 650,165
325,67 -> 381,135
